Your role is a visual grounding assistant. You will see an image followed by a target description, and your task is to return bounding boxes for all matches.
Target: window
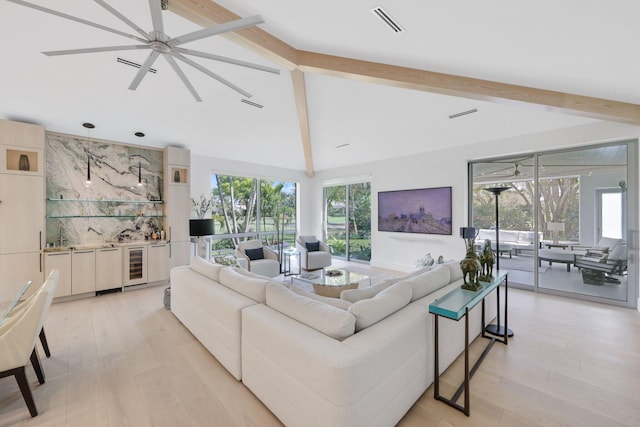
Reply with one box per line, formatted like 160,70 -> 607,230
324,182 -> 371,262
208,173 -> 297,255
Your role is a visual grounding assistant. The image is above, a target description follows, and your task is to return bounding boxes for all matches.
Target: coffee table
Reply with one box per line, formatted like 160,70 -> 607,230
291,268 -> 370,298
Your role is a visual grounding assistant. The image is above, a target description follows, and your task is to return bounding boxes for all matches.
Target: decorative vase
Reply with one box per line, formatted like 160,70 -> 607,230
18,154 -> 30,171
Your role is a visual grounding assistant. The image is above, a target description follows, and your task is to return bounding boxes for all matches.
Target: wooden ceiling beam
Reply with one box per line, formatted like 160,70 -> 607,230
290,70 -> 314,177
296,51 -> 640,125
169,0 -> 298,70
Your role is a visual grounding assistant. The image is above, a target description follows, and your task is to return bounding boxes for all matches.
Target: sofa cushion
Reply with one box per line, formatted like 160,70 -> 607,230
347,282 -> 412,331
245,247 -> 265,260
595,237 -> 625,252
305,241 -> 320,252
190,256 -> 226,282
219,267 -> 271,303
340,278 -> 397,303
398,264 -> 451,302
289,285 -> 352,310
266,283 -> 355,340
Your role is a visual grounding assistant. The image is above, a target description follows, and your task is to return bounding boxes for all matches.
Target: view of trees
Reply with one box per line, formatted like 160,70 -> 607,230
194,174 -> 296,253
473,178 -> 580,241
325,183 -> 371,261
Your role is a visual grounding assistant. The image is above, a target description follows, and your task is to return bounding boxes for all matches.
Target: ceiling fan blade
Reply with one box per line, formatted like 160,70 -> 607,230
129,50 -> 160,90
94,0 -> 151,41
162,54 -> 202,102
173,47 -> 280,74
167,15 -> 264,48
43,44 -> 150,57
172,52 -> 252,98
148,0 -> 165,36
6,0 -> 148,43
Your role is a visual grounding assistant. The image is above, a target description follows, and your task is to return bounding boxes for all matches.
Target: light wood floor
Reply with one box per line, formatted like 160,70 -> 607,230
1,268 -> 639,426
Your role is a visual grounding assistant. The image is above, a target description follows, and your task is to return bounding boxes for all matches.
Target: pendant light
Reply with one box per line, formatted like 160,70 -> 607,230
82,122 -> 95,185
135,132 -> 144,186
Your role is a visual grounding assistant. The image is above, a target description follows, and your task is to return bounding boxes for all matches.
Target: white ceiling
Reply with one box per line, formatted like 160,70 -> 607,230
1,0 -> 637,173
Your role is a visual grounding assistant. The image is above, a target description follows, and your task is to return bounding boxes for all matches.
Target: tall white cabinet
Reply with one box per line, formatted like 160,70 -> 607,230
164,146 -> 191,269
0,119 -> 45,301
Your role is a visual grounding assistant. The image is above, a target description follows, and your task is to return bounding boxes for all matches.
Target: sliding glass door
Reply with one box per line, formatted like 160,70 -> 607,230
470,141 -> 637,308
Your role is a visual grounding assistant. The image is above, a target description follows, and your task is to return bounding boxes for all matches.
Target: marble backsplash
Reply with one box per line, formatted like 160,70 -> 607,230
46,133 -> 164,245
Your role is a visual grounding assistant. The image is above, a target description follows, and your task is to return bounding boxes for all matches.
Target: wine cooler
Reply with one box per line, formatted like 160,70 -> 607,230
123,245 -> 147,286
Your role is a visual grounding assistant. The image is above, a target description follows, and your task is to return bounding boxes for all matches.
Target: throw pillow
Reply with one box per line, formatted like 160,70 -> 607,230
245,247 -> 264,261
289,285 -> 352,310
305,241 -> 320,252
347,282 -> 412,331
266,283 -> 355,340
608,244 -> 626,261
190,256 -> 226,282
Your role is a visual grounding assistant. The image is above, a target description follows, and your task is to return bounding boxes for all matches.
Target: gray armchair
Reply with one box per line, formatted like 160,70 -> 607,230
296,235 -> 332,271
236,240 -> 281,278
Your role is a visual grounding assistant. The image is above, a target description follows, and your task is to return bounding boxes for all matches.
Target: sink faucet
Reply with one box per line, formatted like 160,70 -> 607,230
58,224 -> 66,247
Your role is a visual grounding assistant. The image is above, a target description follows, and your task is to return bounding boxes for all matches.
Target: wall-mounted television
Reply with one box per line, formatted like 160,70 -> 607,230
378,186 -> 452,235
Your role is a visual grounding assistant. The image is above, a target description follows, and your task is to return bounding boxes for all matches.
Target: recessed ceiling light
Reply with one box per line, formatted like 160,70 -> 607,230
336,143 -> 350,149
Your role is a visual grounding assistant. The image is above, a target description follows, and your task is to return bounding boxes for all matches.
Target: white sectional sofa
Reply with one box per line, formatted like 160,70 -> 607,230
170,257 -> 497,426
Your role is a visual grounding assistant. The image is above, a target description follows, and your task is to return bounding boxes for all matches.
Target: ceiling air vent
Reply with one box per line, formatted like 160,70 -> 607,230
116,58 -> 157,74
449,108 -> 478,119
241,99 -> 263,109
370,6 -> 405,33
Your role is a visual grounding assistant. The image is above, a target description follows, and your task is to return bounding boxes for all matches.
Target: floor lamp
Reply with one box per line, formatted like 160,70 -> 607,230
483,186 -> 514,338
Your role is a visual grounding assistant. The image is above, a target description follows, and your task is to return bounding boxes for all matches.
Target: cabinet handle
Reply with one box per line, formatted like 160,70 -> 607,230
74,250 -> 93,254
150,244 -> 167,247
39,253 -> 42,272
100,248 -> 119,252
169,243 -> 172,258
168,226 -> 171,243
39,231 -> 42,250
47,252 -> 69,256
128,246 -> 145,250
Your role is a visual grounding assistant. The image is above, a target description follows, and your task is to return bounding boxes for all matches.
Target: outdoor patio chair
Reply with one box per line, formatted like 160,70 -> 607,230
575,244 -> 627,284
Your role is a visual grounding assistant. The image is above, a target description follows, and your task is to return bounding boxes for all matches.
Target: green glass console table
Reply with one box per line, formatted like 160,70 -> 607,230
429,271 -> 509,416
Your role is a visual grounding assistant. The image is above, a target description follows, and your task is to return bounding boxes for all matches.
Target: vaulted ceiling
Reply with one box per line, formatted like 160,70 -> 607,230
1,0 -> 638,176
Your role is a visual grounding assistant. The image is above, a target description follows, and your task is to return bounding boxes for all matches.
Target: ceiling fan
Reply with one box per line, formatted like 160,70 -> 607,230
489,162 -> 524,178
7,0 -> 280,101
